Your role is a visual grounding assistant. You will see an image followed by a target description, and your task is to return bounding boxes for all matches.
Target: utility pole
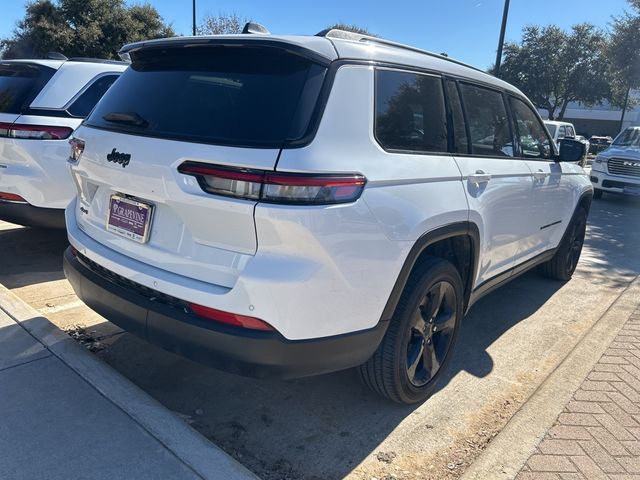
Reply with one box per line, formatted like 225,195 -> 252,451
619,86 -> 630,134
494,0 -> 511,77
192,0 -> 196,36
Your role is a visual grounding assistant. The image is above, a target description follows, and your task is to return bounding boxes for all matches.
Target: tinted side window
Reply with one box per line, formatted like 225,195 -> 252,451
67,74 -> 119,117
459,83 -> 513,157
375,69 -> 447,153
445,80 -> 469,154
510,97 -> 552,159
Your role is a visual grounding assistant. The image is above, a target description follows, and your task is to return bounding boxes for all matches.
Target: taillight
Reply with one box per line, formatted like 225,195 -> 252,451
0,192 -> 27,202
189,303 -> 274,331
178,161 -> 366,205
69,137 -> 85,164
0,122 -> 73,140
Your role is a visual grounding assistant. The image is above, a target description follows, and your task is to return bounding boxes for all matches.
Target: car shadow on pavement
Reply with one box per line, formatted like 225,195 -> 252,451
0,225 -> 68,289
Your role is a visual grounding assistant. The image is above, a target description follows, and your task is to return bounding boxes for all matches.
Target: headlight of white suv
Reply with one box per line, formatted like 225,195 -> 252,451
592,155 -> 606,171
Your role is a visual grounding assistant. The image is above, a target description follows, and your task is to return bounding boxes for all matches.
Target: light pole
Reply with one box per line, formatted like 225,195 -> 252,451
192,0 -> 196,36
494,0 -> 511,77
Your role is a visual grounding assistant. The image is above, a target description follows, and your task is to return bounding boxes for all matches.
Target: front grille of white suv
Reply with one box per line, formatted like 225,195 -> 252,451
608,158 -> 640,178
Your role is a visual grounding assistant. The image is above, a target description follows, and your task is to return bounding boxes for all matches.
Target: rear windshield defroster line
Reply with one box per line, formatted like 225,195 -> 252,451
86,45 -> 328,148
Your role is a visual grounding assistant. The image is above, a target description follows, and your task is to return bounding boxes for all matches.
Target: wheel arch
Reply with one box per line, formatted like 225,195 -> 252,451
380,222 -> 480,322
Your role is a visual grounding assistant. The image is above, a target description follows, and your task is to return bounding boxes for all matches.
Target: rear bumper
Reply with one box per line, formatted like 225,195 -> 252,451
0,201 -> 65,228
63,248 -> 387,379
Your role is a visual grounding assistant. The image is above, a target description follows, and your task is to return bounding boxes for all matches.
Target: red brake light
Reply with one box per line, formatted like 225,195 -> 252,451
189,303 -> 274,331
177,161 -> 366,205
0,122 -> 73,140
0,192 -> 27,202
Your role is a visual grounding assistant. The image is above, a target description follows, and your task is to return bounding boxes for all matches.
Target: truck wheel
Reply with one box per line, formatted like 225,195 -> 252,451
538,207 -> 587,281
593,189 -> 603,200
358,257 -> 463,404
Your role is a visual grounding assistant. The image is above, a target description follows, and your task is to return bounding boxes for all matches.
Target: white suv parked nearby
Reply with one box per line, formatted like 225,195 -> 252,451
0,56 -> 127,228
590,126 -> 640,199
64,28 -> 592,404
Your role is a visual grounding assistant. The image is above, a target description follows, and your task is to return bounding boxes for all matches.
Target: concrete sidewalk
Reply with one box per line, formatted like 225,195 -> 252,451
462,276 -> 640,480
0,284 -> 257,480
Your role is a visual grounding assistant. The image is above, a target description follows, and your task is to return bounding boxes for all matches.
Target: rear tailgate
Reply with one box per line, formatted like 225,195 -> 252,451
71,42 -> 330,288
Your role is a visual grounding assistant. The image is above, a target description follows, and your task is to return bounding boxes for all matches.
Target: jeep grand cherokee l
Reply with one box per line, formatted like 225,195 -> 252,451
63,27 -> 591,404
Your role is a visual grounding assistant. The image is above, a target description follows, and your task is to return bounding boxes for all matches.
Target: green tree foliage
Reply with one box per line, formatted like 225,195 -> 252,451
1,0 -> 174,60
197,12 -> 251,35
607,0 -> 640,107
499,24 -> 611,120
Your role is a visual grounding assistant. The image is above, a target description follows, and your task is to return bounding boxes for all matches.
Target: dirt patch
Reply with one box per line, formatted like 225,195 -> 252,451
349,386 -> 527,480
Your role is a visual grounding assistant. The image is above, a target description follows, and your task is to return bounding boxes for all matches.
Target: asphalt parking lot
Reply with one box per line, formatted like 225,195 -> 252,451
1,192 -> 639,480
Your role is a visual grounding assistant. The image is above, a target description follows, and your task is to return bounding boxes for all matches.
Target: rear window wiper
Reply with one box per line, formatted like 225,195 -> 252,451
102,112 -> 149,128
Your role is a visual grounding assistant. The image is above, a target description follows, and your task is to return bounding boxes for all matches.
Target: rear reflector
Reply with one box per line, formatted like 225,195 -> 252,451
178,161 -> 366,205
0,192 -> 27,202
0,122 -> 73,140
189,303 -> 274,331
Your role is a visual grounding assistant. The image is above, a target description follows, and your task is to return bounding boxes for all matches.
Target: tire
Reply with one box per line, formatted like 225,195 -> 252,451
358,257 -> 463,404
593,189 -> 603,200
538,207 -> 587,281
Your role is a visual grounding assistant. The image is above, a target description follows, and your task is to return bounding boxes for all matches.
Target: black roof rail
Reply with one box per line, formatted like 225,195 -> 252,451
316,28 -> 484,74
66,57 -> 127,65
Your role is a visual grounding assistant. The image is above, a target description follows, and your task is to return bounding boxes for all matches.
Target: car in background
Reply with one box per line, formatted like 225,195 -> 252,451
589,135 -> 613,155
544,120 -> 587,166
590,127 -> 640,199
0,56 -> 127,228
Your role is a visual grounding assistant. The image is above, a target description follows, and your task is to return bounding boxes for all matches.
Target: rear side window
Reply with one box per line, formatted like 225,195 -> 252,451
375,69 -> 447,153
459,83 -> 513,157
67,74 -> 119,118
86,46 -> 327,148
0,63 -> 55,114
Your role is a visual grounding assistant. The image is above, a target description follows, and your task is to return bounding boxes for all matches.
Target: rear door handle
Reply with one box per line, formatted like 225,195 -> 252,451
468,170 -> 492,184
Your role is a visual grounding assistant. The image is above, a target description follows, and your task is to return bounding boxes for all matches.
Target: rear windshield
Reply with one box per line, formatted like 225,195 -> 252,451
86,46 -> 327,148
613,128 -> 640,147
0,63 -> 55,114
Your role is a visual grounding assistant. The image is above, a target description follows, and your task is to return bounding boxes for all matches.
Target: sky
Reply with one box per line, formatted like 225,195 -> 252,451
0,0 -> 633,69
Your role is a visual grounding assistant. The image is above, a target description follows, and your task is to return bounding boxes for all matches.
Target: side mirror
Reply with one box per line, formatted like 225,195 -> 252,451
557,138 -> 585,162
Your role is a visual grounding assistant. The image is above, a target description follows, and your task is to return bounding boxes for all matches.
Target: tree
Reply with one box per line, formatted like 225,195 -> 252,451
326,23 -> 375,36
499,24 -> 611,120
197,12 -> 250,35
1,0 -> 174,60
607,0 -> 640,128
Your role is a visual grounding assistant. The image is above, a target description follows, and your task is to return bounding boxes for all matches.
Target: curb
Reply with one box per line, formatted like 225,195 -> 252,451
0,283 -> 258,480
461,275 -> 640,480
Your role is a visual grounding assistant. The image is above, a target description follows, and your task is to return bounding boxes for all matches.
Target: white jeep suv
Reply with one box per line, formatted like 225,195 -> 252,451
64,28 -> 592,404
0,56 -> 126,228
590,127 -> 640,199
